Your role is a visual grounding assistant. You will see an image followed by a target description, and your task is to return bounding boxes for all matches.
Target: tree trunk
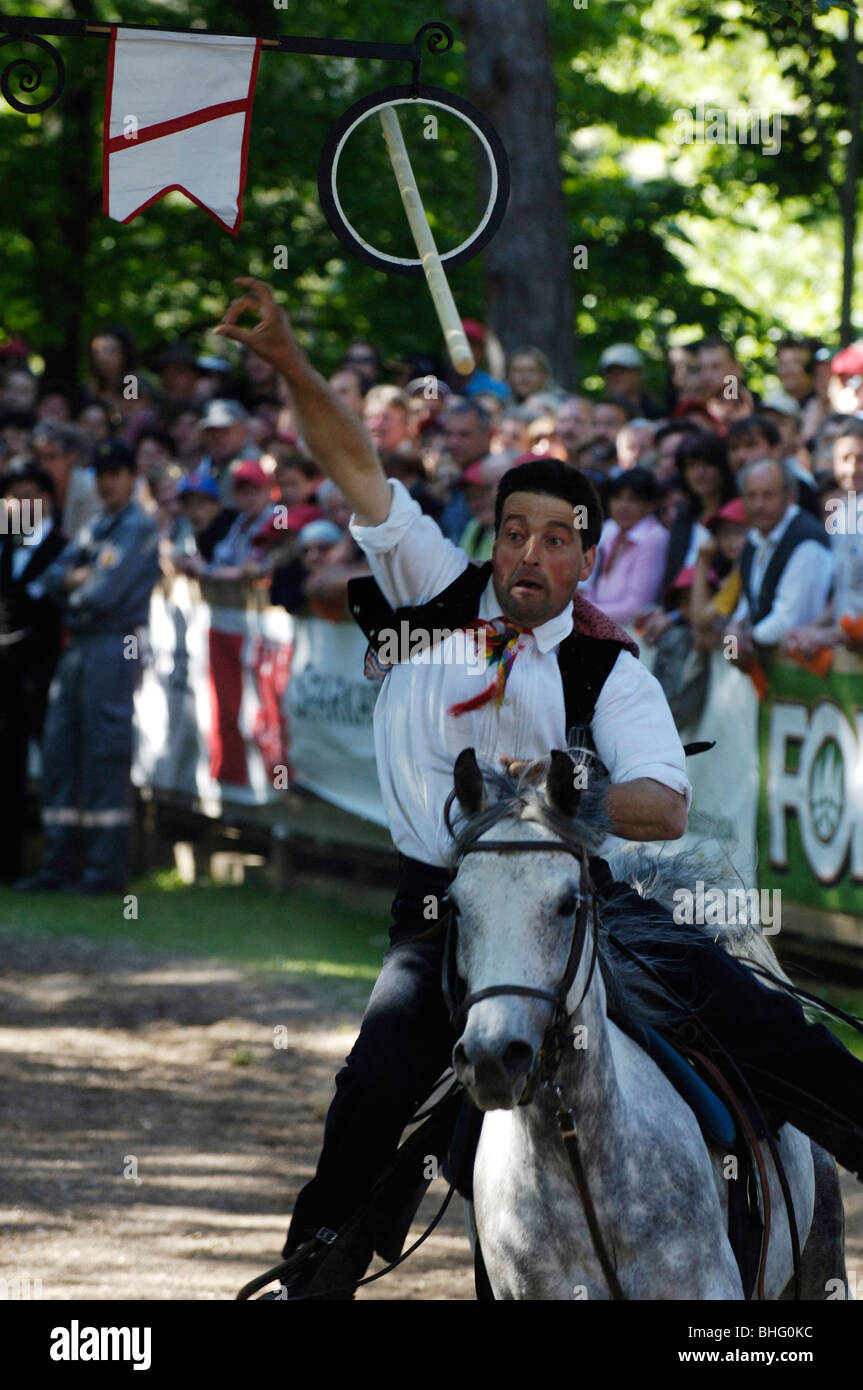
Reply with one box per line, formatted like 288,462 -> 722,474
450,0 -> 575,388
840,9 -> 860,347
34,0 -> 96,384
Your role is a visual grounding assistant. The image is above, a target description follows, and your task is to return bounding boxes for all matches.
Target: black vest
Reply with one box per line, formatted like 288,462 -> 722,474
347,562 -> 631,736
739,509 -> 830,627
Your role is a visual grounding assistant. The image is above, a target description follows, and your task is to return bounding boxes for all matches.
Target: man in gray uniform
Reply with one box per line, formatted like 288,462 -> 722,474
16,440 -> 160,895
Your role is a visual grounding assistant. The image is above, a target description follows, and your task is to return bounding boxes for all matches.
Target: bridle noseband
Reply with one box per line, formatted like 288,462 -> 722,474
443,838 -> 600,1092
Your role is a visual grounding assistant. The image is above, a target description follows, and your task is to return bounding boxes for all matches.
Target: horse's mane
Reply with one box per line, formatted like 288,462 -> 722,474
445,746 -> 789,1032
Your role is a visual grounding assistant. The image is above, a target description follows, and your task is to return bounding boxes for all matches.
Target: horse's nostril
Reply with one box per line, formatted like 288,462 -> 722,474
452,1042 -> 468,1072
502,1040 -> 534,1080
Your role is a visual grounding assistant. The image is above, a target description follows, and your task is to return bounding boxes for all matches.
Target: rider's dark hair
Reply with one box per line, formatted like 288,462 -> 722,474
494,457 -> 604,548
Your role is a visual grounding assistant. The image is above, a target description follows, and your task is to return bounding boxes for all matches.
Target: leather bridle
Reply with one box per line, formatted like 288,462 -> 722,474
443,836 -> 626,1300
443,840 -> 599,1090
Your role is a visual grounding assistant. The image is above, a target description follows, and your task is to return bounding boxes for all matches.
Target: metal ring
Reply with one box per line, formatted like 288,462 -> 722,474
317,83 -> 510,278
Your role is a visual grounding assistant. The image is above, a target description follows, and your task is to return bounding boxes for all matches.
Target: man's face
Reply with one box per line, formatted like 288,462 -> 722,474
555,399 -> 593,452
494,416 -> 529,454
1,423 -> 32,457
363,403 -> 411,453
741,461 -> 792,536
445,411 -> 491,469
777,347 -> 813,402
698,347 -> 736,399
616,424 -> 654,469
301,540 -> 338,575
833,432 -> 863,492
96,467 -> 136,512
233,480 -> 270,518
136,437 -> 172,472
728,428 -> 779,475
276,465 -> 314,507
182,493 -> 221,533
763,409 -> 799,454
603,364 -> 642,401
592,403 -> 628,444
161,363 -> 199,402
3,369 -> 38,411
330,370 -> 365,416
609,488 -> 652,534
656,431 -> 688,482
77,405 -> 110,447
508,354 -> 545,400
492,490 -> 596,627
91,334 -> 124,377
201,421 -> 247,466
36,392 -> 70,424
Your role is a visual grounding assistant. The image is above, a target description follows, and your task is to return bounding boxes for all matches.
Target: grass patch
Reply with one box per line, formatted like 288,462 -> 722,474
2,875 -> 861,1059
0,871 -> 386,982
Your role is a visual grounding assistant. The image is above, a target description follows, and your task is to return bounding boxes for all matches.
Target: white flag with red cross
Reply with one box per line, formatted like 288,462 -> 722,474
103,28 -> 262,234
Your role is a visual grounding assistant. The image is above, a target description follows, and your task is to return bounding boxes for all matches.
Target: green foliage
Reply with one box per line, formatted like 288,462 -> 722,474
0,0 -> 860,393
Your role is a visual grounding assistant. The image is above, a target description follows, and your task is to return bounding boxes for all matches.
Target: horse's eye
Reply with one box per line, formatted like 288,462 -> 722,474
558,894 -> 578,917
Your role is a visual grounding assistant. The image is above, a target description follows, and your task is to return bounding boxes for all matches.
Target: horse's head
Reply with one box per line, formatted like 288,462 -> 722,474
446,748 -> 599,1111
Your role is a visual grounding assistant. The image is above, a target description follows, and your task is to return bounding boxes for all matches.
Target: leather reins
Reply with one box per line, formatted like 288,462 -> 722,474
444,838 -> 625,1299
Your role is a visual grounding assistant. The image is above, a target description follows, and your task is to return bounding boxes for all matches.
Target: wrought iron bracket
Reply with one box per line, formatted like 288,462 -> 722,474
0,11 -> 455,112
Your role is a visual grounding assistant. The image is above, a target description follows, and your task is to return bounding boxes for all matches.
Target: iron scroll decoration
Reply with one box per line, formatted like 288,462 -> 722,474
0,13 -> 510,268
0,30 -> 65,114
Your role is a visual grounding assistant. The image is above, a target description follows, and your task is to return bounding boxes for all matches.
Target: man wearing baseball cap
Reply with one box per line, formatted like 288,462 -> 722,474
197,398 -> 261,500
16,439 -> 160,894
208,459 -> 276,576
174,471 -> 237,569
598,343 -> 662,420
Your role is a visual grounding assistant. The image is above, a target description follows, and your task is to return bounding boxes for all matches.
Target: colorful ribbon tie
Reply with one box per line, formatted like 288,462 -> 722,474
448,617 -> 533,718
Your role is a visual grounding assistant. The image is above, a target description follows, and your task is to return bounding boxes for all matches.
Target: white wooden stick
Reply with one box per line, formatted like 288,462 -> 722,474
378,104 -> 476,377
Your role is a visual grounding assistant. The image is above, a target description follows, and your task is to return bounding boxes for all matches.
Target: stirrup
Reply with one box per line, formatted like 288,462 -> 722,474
236,1228 -> 339,1301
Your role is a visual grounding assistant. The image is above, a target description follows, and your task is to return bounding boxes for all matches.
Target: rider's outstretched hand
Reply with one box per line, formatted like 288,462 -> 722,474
214,277 -> 306,376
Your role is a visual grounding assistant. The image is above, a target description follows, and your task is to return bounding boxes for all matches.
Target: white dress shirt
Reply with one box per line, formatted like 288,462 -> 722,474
831,495 -> 863,620
733,503 -> 834,645
350,480 -> 691,867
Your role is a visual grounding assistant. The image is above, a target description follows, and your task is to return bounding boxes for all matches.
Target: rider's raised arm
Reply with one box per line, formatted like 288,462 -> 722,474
215,277 -> 391,527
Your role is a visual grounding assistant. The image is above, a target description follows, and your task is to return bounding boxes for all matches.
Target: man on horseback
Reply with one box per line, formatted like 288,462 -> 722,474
215,281 -> 863,1300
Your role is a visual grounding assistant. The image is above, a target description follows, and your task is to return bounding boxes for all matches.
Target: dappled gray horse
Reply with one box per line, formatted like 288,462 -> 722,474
446,749 -> 846,1300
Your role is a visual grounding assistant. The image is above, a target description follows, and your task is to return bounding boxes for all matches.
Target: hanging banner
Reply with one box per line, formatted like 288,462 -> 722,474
757,654 -> 863,913
132,579 -> 385,821
103,28 -> 261,233
285,615 -> 382,821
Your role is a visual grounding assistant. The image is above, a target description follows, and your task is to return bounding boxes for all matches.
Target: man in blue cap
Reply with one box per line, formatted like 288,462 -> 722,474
16,440 -> 160,894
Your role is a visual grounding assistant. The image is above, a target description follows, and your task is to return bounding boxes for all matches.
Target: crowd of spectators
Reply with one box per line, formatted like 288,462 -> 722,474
2,318 -> 863,880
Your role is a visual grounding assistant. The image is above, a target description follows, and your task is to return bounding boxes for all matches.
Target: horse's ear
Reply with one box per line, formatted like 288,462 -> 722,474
454,747 -> 485,815
546,750 -> 581,818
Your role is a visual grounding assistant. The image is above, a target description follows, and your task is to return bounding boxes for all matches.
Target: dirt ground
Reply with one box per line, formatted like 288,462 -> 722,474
1,929 -> 860,1303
